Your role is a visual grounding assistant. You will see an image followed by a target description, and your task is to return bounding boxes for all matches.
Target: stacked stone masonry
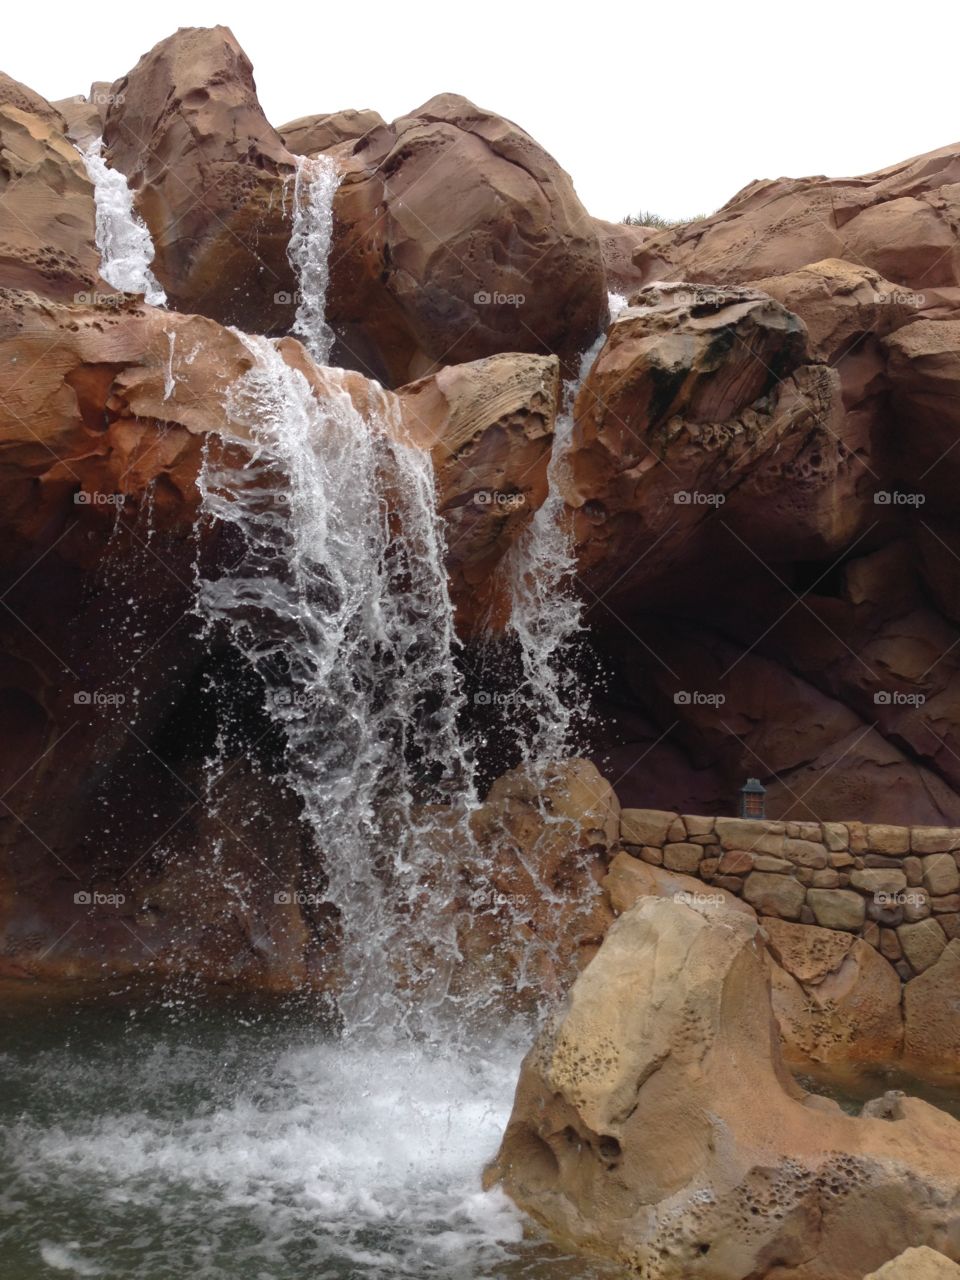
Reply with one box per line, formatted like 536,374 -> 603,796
620,809 -> 960,981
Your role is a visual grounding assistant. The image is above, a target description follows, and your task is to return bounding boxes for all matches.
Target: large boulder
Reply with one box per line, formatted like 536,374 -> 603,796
903,939 -> 960,1075
865,1248 -> 960,1280
328,93 -> 607,385
633,142 -> 960,295
565,282 -> 870,602
488,897 -> 960,1277
102,26 -> 298,333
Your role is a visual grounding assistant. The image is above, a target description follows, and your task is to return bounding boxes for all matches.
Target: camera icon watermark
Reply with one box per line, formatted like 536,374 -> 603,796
273,290 -> 304,306
674,690 -> 726,707
674,490 -> 725,506
473,490 -> 526,508
872,290 -> 925,307
473,290 -> 525,308
73,290 -> 125,307
874,691 -> 926,707
74,491 -> 126,506
874,490 -> 925,507
74,889 -> 125,905
73,690 -> 126,707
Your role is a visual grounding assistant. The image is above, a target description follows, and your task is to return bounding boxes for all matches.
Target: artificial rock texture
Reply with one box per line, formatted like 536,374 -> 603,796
488,897 -> 960,1280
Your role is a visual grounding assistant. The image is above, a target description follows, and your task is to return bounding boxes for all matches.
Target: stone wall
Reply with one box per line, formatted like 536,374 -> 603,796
620,809 -> 960,980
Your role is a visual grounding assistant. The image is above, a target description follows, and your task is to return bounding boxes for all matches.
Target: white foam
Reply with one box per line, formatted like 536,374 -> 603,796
79,140 -> 166,306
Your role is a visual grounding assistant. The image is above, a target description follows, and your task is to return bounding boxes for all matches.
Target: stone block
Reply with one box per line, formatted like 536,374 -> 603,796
898,918 -> 948,973
743,872 -> 806,920
620,809 -> 675,847
806,888 -> 866,931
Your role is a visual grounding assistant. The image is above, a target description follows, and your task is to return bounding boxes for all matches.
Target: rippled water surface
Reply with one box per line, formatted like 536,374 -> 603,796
0,985 -> 623,1280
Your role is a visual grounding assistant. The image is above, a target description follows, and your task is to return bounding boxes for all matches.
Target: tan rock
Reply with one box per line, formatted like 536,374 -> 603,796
898,919 -> 949,973
852,868 -> 909,895
864,1248 -> 960,1280
807,888 -> 867,932
743,871 -> 806,919
278,108 -> 386,155
715,817 -> 786,854
913,828 -> 960,855
488,898 -> 960,1277
922,854 -> 960,897
867,825 -> 912,855
783,837 -> 829,869
619,808 -> 675,847
602,851 -> 754,920
662,842 -> 702,874
903,940 -> 960,1071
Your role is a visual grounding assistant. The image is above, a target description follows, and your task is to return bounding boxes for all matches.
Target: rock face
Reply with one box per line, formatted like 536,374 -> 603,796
633,143 -> 960,293
0,79 -> 104,300
328,93 -> 607,385
278,108 -> 385,156
102,26 -> 298,333
398,352 -> 560,630
488,897 -> 960,1278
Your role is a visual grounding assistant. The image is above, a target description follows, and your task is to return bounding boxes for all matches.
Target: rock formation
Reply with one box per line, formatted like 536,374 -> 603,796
488,897 -> 960,1278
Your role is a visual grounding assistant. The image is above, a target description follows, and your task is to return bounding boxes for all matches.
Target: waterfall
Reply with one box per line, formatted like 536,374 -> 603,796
286,154 -> 340,365
196,336 -> 477,1039
79,140 -> 167,305
500,293 -> 627,763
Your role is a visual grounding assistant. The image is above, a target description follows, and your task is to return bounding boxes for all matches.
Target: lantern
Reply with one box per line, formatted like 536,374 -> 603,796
739,777 -> 766,820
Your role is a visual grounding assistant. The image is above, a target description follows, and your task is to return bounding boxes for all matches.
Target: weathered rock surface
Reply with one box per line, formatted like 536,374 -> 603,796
865,1248 -> 960,1280
278,108 -> 385,156
632,143 -> 960,294
328,92 -> 607,384
488,897 -> 960,1278
0,79 -> 104,300
903,940 -> 960,1074
593,217 -> 653,293
397,352 -> 560,630
102,26 -> 298,333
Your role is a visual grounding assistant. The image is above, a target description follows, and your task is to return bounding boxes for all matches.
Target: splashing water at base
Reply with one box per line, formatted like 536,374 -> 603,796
1,993 -> 620,1280
500,294 -> 627,763
287,154 -> 340,365
79,140 -> 167,305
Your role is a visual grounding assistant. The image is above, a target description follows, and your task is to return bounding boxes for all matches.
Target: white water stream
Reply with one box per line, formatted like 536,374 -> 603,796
79,140 -> 167,305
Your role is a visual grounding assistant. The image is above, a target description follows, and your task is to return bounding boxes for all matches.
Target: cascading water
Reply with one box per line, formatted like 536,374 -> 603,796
500,293 -> 628,764
286,154 -> 340,365
197,336 -> 477,1039
79,140 -> 167,305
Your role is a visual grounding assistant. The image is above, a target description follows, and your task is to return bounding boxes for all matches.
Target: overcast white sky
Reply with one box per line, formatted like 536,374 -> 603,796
6,0 -> 958,221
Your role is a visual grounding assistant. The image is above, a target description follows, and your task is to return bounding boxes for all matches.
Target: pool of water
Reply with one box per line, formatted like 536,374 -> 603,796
0,984 -> 622,1280
797,1062 -> 960,1120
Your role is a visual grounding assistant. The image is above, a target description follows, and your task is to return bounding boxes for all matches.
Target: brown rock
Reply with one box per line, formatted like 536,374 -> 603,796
278,108 -> 386,156
329,92 -> 606,385
103,26 -> 298,334
865,1248 -> 960,1279
783,837 -> 829,868
719,849 -> 754,876
913,828 -> 960,854
592,217 -> 653,293
867,824 -> 911,855
922,853 -> 960,897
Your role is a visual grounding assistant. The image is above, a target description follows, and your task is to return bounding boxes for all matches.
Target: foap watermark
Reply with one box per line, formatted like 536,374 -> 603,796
74,889 -> 126,906
90,90 -> 125,107
473,290 -> 525,308
874,691 -> 926,707
473,490 -> 526,508
74,691 -> 126,707
874,490 -> 925,507
474,690 -> 520,708
872,290 -> 926,308
74,490 -> 126,507
874,890 -> 926,908
673,890 -> 725,908
274,890 -> 324,906
674,287 -> 727,307
674,490 -> 725,507
273,290 -> 305,306
270,689 -> 319,709
674,690 -> 726,707
468,888 -> 527,909
73,290 -> 125,307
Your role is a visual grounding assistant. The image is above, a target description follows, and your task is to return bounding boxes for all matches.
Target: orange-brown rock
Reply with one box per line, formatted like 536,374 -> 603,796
593,217 -> 653,293
398,352 -> 560,630
0,81 -> 103,301
633,142 -> 960,295
328,93 -> 607,385
278,108 -> 385,156
102,26 -> 298,334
